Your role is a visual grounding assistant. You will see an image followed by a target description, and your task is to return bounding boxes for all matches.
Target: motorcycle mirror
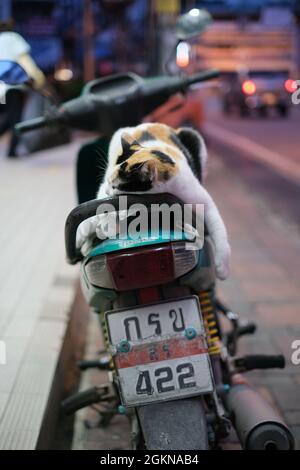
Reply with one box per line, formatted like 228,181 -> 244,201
175,8 -> 212,40
0,60 -> 31,85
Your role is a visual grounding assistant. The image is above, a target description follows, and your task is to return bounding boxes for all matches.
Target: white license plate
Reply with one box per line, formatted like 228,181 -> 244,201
106,296 -> 214,407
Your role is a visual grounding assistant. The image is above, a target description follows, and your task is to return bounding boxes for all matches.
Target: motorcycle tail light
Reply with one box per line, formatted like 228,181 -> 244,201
172,242 -> 198,278
84,242 -> 198,291
84,254 -> 112,289
107,243 -> 174,291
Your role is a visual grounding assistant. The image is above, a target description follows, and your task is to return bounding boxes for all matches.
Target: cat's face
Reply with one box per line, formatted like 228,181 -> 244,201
106,134 -> 182,194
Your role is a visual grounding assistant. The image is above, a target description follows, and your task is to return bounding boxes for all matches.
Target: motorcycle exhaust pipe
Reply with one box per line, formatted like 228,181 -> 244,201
225,383 -> 295,450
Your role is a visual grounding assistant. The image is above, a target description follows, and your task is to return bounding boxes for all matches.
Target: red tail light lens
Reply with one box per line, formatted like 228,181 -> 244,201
107,244 -> 174,291
242,80 -> 256,95
84,242 -> 198,291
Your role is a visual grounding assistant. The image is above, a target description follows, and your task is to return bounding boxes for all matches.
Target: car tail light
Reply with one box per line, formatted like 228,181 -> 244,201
242,80 -> 256,95
84,242 -> 198,291
284,79 -> 296,93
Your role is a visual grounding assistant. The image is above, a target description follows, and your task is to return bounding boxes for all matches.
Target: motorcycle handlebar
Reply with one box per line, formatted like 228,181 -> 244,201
15,106 -> 64,134
183,68 -> 219,87
15,116 -> 48,134
15,68 -> 219,135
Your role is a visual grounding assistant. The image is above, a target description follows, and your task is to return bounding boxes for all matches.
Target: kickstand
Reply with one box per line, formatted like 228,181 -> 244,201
84,401 -> 120,429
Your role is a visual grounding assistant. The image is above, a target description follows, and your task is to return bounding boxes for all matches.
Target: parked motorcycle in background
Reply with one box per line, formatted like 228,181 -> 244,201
0,8 -> 295,451
0,51 -> 69,157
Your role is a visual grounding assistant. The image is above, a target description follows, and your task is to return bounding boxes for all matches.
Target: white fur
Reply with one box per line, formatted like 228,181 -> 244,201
95,124 -> 231,280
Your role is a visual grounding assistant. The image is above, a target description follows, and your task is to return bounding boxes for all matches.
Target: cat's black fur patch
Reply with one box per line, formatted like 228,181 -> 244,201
119,162 -> 141,179
118,180 -> 153,192
170,131 -> 202,182
138,131 -> 155,143
120,161 -> 128,171
117,152 -> 131,165
163,170 -> 170,181
151,150 -> 175,166
117,137 -> 139,164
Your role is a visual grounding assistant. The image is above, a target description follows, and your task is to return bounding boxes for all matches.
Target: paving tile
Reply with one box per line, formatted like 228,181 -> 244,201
289,426 -> 300,450
271,330 -> 300,365
256,302 -> 300,326
294,375 -> 300,386
284,411 -> 300,427
240,280 -> 300,302
232,262 -> 288,281
271,384 -> 300,411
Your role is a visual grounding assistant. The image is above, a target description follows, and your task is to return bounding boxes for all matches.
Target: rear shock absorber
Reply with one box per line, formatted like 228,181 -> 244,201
99,311 -> 114,370
198,290 -> 221,356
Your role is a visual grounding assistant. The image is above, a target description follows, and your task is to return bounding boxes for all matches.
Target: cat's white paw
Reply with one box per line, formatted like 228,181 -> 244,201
215,243 -> 231,280
96,212 -> 119,240
76,216 -> 98,249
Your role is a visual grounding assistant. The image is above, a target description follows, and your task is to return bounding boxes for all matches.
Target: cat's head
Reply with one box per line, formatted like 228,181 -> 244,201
107,133 -> 179,193
105,125 -> 207,194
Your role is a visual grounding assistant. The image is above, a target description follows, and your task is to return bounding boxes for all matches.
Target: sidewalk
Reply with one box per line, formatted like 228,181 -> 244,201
0,138 -> 80,449
72,151 -> 300,450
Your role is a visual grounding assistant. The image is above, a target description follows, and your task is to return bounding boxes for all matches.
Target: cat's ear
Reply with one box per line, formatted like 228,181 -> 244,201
119,132 -> 142,163
175,127 -> 208,181
121,132 -> 141,152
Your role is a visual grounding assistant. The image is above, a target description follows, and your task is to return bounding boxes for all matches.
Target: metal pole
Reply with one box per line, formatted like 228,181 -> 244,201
83,0 -> 95,81
0,0 -> 12,21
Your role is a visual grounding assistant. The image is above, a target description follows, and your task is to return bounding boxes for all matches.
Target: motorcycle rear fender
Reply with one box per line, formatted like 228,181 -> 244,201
137,397 -> 208,450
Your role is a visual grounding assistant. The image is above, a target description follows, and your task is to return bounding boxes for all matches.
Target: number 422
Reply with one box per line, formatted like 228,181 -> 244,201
136,362 -> 196,395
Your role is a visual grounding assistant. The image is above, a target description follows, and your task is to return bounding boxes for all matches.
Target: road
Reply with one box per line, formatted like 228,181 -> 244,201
209,106 -> 300,165
203,96 -> 300,233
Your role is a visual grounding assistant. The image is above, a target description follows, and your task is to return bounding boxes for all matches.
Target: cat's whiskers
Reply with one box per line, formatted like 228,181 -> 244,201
95,147 -> 108,173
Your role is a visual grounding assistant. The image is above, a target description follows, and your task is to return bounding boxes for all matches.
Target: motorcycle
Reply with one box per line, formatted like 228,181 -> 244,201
0,9 -> 295,451
0,60 -> 70,156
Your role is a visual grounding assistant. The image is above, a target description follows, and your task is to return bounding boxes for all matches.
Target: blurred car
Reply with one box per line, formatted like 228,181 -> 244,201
222,70 -> 294,118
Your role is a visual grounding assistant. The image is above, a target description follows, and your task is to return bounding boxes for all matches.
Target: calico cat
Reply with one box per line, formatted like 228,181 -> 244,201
96,123 -> 231,280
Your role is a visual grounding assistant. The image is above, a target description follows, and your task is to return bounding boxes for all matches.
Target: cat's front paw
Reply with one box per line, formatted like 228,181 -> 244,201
215,243 -> 231,280
96,212 -> 119,240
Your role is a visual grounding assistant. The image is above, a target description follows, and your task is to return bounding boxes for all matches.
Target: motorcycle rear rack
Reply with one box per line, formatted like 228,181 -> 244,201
65,193 -> 200,264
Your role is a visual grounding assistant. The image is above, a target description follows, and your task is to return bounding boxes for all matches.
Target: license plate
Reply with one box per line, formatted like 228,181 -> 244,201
106,296 -> 214,407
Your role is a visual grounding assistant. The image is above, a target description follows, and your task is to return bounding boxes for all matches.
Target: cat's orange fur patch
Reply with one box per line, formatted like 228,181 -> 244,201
126,150 -> 178,180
